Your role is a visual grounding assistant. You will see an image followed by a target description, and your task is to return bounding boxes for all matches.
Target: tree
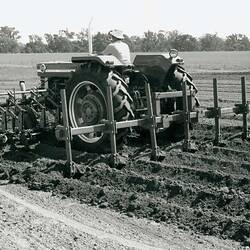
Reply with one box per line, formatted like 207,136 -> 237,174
0,26 -> 21,53
0,26 -> 20,40
92,32 -> 109,53
45,29 -> 89,53
156,32 -> 170,52
225,34 -> 250,51
199,33 -> 224,51
44,33 -> 73,52
170,33 -> 200,51
24,35 -> 47,53
141,31 -> 158,52
2,26 -> 250,53
74,29 -> 88,52
59,29 -> 75,40
129,35 -> 143,52
165,30 -> 181,49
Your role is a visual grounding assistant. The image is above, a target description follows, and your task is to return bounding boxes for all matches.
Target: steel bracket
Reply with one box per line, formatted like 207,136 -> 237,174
162,115 -> 170,128
55,125 -> 72,141
183,111 -> 191,124
235,103 -> 250,115
142,115 -> 157,129
206,107 -> 221,118
191,111 -> 199,123
103,120 -> 117,134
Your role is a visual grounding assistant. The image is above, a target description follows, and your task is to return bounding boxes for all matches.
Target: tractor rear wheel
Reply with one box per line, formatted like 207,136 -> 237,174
66,65 -> 133,152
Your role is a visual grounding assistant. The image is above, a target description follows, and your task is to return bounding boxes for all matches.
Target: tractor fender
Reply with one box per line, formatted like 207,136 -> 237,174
72,55 -> 125,67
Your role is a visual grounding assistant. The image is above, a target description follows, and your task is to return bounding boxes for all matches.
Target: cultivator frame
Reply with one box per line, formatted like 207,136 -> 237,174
55,77 -> 198,175
202,76 -> 249,144
0,76 -> 249,177
56,76 -> 250,176
0,83 -> 60,147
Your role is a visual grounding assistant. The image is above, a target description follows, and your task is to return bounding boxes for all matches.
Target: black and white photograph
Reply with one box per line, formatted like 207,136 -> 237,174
0,0 -> 249,249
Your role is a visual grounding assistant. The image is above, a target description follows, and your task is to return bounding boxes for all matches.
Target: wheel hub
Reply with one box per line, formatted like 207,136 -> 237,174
69,81 -> 107,144
80,95 -> 102,125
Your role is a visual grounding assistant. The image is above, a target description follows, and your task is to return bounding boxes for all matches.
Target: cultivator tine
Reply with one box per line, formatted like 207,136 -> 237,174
145,82 -> 159,160
182,76 -> 197,152
202,77 -> 250,144
213,78 -> 221,146
106,83 -> 118,167
7,109 -> 18,131
30,88 -> 47,128
182,78 -> 191,151
6,89 -> 26,132
241,77 -> 249,140
60,89 -> 74,176
47,88 -> 61,124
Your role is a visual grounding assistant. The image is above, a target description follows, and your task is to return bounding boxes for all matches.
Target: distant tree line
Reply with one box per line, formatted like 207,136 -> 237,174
1,26 -> 250,53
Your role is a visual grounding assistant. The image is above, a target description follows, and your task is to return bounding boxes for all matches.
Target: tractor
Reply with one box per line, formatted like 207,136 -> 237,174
0,49 -> 198,155
35,49 -> 198,152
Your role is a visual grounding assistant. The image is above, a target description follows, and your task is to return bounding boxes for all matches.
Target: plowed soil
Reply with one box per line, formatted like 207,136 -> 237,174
0,121 -> 250,247
0,71 -> 250,248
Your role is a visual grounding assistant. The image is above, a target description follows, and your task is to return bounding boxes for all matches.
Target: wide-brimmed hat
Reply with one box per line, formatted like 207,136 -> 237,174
108,29 -> 124,40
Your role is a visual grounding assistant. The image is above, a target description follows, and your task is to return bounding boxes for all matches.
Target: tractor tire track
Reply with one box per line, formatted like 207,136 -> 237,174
0,186 -> 163,250
0,184 -> 240,250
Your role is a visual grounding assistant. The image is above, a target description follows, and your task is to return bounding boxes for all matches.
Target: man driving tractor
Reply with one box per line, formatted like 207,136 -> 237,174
102,29 -> 132,65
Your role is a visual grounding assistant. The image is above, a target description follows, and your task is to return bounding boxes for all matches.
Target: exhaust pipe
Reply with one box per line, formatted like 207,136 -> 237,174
19,80 -> 26,99
88,18 -> 93,55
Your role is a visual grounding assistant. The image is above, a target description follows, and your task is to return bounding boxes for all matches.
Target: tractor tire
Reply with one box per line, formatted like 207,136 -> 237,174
66,64 -> 134,153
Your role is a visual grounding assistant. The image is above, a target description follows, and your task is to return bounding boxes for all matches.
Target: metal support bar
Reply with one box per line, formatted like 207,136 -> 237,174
0,89 -> 46,97
29,106 -> 39,117
69,111 -> 199,136
187,90 -> 193,111
0,107 -> 7,132
145,82 -> 158,160
152,93 -> 161,116
30,88 -> 41,97
7,99 -> 25,112
60,89 -> 74,175
55,107 -> 61,124
241,76 -> 249,139
6,109 -> 17,131
40,77 -> 46,89
213,78 -> 221,145
206,106 -> 221,118
17,112 -> 23,131
106,83 -> 118,167
30,97 -> 45,109
1,113 -> 7,132
40,108 -> 46,128
153,90 -> 194,99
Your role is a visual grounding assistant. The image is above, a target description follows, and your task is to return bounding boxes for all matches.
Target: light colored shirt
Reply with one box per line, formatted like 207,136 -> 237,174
102,40 -> 131,65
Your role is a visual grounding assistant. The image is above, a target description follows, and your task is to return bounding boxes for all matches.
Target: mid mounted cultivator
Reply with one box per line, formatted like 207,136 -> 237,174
0,51 -> 249,176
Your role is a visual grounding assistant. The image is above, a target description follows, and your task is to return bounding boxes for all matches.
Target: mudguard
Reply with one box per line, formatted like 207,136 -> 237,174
72,55 -> 125,67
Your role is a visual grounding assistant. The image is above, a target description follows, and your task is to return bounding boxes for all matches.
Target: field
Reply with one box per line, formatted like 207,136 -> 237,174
0,52 -> 250,249
1,51 -> 250,90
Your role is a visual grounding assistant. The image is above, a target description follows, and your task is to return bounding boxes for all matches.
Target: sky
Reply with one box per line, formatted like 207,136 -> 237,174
1,0 -> 250,42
